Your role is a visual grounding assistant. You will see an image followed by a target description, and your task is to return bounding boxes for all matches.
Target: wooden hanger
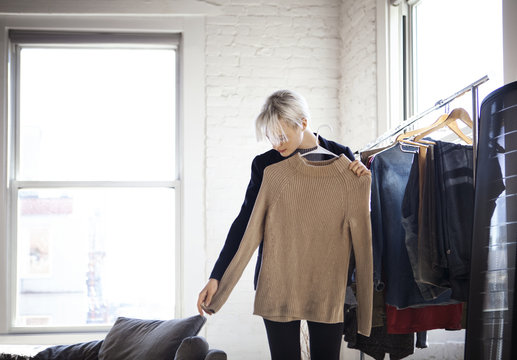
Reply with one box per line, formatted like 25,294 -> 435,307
398,139 -> 430,148
414,108 -> 473,144
444,121 -> 473,144
395,114 -> 449,142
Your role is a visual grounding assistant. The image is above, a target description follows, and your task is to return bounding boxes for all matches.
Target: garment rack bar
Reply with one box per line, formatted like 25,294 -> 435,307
471,85 -> 480,187
357,75 -> 489,154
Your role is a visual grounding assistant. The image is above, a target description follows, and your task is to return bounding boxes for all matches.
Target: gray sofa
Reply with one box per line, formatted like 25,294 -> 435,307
27,315 -> 226,360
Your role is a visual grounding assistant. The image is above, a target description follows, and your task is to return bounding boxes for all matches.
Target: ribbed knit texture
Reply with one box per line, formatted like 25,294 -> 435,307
207,153 -> 373,336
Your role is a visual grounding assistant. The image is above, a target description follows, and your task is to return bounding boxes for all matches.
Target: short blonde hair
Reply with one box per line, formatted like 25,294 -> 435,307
255,90 -> 311,146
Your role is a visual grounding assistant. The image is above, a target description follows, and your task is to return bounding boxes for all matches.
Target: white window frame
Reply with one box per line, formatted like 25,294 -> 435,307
377,0 -> 422,132
10,30 -> 181,331
0,15 -> 206,343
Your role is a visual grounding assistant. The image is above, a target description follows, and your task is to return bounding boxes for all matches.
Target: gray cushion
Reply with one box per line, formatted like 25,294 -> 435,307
204,350 -> 227,360
33,340 -> 103,360
174,336 -> 209,360
98,315 -> 206,360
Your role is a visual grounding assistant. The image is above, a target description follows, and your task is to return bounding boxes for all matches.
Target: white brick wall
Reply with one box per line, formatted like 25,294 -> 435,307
202,0 -> 380,358
339,0 -> 378,152
204,1 -> 464,359
204,1 -> 344,357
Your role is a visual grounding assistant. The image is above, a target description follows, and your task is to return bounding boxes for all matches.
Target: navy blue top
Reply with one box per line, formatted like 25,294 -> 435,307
210,136 -> 355,288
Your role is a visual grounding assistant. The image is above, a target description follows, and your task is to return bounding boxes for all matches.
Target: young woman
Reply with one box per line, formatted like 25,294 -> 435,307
197,90 -> 371,360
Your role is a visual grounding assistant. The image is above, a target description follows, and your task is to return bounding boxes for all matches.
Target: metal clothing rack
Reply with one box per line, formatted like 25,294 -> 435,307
355,76 -> 488,360
357,75 -> 489,181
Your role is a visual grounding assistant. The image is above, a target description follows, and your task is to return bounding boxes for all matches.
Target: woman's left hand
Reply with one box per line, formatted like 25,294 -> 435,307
349,160 -> 371,177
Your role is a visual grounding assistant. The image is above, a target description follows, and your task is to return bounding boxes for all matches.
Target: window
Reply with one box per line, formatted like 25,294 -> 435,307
8,31 -> 179,329
385,0 -> 503,125
410,0 -> 503,114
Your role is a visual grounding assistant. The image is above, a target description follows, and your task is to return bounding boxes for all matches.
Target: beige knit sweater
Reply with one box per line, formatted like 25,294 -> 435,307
207,153 -> 373,336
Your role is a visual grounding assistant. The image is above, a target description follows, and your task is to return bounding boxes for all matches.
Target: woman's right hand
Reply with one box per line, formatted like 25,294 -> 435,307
197,278 -> 219,316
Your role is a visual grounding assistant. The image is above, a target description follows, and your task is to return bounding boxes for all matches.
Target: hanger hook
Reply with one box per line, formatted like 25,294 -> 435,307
315,124 -> 333,142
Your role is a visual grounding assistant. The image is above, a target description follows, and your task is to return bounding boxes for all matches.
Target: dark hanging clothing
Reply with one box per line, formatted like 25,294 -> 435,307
433,141 -> 474,301
369,144 -> 455,308
344,303 -> 417,360
401,149 -> 450,300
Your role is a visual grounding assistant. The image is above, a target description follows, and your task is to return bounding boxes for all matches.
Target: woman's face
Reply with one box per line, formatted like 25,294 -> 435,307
269,121 -> 304,157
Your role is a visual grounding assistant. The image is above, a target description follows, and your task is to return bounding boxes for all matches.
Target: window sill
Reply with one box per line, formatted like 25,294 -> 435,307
0,331 -> 107,347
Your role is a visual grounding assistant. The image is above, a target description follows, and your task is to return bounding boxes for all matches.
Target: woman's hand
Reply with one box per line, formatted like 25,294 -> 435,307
197,278 -> 219,316
349,160 -> 371,177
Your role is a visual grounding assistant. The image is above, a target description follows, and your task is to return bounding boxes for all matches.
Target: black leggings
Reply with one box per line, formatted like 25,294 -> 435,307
263,318 -> 344,360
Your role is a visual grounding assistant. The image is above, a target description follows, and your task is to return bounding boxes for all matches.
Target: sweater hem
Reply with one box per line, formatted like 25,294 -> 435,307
255,311 -> 344,324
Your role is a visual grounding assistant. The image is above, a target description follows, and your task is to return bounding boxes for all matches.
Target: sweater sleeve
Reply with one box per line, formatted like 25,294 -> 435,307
210,156 -> 264,280
343,146 -> 355,162
349,176 -> 374,337
205,169 -> 273,314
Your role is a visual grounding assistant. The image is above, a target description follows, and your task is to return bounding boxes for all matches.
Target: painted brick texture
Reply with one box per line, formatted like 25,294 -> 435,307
203,0 -> 461,359
340,0 -> 378,152
203,0 -> 378,358
204,1 -> 344,358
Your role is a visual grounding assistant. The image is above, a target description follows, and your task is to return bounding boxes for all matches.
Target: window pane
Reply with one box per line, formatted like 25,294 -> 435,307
16,188 -> 175,327
19,48 -> 176,181
413,0 -> 503,113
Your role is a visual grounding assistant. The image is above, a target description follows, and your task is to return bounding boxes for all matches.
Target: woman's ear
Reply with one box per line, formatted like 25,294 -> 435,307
301,118 -> 308,130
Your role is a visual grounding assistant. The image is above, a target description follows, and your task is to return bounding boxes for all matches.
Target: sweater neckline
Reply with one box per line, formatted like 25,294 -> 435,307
295,146 -> 318,155
288,152 -> 349,176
